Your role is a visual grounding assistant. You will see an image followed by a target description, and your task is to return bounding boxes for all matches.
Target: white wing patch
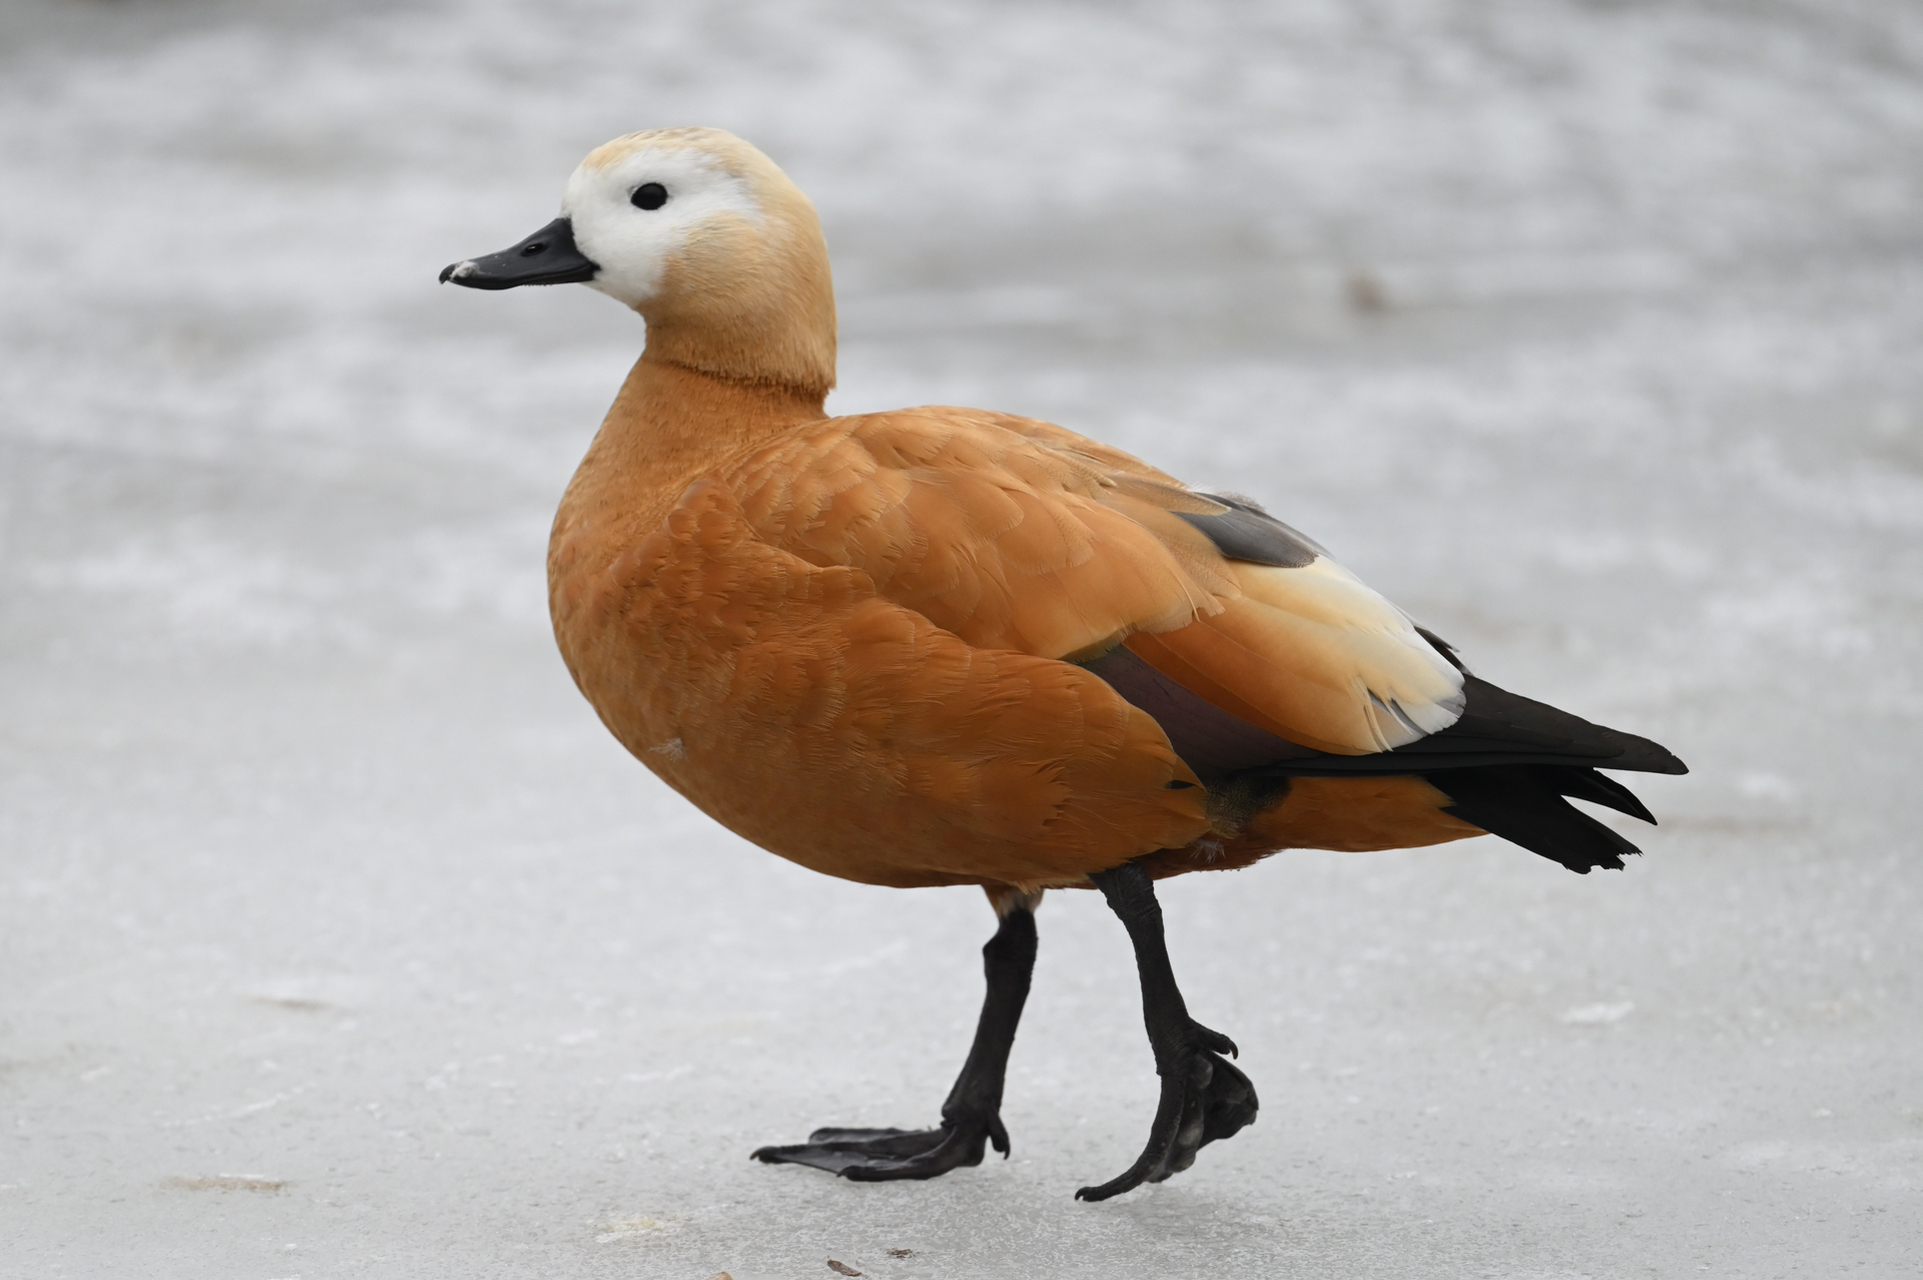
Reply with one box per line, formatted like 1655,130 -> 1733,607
1224,555 -> 1466,752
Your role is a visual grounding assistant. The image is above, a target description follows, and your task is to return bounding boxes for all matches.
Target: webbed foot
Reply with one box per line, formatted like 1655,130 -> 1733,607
752,1112 -> 1010,1181
1075,1022 -> 1257,1201
1078,860 -> 1260,1201
750,893 -> 1038,1185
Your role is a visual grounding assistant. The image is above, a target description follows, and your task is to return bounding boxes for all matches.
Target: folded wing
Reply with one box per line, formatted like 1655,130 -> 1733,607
730,407 -> 1465,756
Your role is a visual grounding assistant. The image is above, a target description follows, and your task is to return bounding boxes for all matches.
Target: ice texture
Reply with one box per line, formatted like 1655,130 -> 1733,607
2,1 -> 1920,1276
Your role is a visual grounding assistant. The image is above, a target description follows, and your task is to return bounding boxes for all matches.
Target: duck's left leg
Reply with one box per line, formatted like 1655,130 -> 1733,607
751,886 -> 1039,1181
1075,859 -> 1258,1201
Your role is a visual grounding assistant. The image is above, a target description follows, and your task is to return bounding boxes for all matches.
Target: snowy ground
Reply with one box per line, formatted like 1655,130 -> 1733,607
3,1 -> 1921,1276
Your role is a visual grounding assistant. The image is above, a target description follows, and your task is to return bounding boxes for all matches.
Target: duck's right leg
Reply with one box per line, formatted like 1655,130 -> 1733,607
751,886 -> 1040,1181
1075,859 -> 1258,1201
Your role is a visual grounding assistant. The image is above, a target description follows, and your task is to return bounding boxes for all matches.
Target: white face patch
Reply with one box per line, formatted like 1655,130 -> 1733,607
562,145 -> 764,309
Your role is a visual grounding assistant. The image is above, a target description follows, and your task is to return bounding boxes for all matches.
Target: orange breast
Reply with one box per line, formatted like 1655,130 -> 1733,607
550,477 -> 1211,891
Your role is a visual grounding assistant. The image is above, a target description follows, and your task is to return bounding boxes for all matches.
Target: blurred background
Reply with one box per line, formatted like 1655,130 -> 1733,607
2,1 -> 1919,1276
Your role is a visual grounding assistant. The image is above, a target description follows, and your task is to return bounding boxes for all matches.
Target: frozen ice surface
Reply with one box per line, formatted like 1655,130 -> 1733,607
3,1 -> 1920,1276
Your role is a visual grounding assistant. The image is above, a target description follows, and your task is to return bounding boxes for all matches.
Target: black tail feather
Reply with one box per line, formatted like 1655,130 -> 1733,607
1546,766 -> 1657,824
1431,765 -> 1644,874
1438,677 -> 1687,774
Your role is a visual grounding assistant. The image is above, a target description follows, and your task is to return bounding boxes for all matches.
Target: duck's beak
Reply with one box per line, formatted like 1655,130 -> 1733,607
439,217 -> 599,290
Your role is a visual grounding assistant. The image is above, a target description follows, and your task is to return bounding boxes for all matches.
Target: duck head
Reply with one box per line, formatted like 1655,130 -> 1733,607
441,127 -> 836,393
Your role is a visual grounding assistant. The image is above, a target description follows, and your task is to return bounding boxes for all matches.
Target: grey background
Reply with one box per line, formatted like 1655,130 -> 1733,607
2,1 -> 1919,1276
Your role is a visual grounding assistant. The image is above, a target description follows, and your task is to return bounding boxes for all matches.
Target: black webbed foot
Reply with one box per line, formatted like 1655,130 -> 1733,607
1075,1021 -> 1257,1201
750,893 -> 1038,1185
1078,860 -> 1260,1201
752,1112 -> 1010,1181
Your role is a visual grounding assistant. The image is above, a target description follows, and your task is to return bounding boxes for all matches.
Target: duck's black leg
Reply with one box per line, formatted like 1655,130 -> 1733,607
752,889 -> 1039,1181
1076,860 -> 1257,1202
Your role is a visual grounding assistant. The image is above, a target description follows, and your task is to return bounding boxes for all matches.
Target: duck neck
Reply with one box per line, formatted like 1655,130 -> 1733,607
559,351 -> 827,538
638,279 -> 837,398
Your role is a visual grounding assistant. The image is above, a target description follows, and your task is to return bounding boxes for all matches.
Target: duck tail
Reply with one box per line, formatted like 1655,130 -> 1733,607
1429,764 -> 1655,874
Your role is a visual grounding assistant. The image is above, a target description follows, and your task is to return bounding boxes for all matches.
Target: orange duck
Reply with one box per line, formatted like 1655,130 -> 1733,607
442,127 -> 1685,1201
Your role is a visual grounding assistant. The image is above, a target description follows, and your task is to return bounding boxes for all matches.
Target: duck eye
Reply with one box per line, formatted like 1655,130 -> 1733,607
630,182 -> 668,211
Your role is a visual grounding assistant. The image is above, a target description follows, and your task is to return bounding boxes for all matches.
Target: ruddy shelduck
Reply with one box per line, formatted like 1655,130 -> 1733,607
441,127 -> 1685,1201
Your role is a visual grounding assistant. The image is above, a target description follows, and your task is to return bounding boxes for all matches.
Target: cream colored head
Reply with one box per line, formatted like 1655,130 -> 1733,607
563,128 -> 836,393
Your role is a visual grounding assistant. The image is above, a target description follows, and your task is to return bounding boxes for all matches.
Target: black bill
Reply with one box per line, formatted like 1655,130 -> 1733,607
439,217 -> 598,290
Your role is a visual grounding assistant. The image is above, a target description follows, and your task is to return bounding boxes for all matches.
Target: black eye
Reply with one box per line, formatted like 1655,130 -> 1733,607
630,182 -> 668,211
